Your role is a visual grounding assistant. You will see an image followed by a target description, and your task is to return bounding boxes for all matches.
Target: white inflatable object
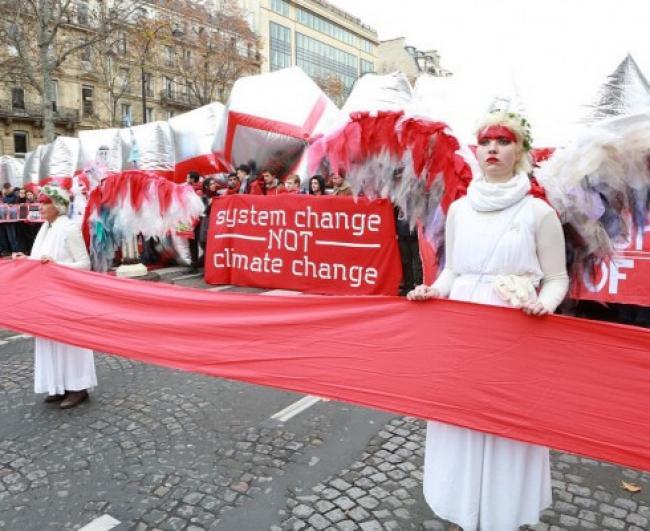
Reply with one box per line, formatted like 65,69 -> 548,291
40,136 -> 80,183
78,128 -> 123,172
213,67 -> 341,180
169,102 -> 227,179
0,156 -> 25,188
120,121 -> 175,175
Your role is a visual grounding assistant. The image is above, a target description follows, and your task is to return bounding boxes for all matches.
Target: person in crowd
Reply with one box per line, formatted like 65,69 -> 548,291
1,182 -> 20,253
284,175 -> 301,194
331,172 -> 353,196
395,208 -> 423,296
408,111 -> 569,531
236,164 -> 252,194
225,173 -> 241,195
25,190 -> 36,203
194,177 -> 220,264
13,184 -> 97,409
186,171 -> 203,196
250,168 -> 283,195
309,175 -> 326,196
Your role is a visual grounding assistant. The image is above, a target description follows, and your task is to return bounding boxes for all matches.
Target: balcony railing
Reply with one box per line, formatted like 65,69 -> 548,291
159,89 -> 194,109
0,99 -> 80,125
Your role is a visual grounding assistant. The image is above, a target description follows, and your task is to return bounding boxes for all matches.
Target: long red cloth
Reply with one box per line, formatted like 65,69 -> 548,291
2,259 -> 650,471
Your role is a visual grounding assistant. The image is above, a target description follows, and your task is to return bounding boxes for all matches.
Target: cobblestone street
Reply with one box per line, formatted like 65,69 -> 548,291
2,291 -> 650,531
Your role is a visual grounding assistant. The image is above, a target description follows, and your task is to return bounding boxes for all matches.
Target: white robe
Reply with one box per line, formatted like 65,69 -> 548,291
30,215 -> 97,395
424,193 -> 568,531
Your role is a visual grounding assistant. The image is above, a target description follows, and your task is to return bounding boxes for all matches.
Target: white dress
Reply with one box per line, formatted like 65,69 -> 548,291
423,175 -> 569,531
30,216 -> 97,395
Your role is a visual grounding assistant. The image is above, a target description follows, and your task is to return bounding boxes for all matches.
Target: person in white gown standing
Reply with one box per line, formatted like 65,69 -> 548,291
408,111 -> 569,531
13,184 -> 97,409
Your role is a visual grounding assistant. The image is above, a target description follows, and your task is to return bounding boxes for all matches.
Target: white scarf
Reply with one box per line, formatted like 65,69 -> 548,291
467,171 -> 531,212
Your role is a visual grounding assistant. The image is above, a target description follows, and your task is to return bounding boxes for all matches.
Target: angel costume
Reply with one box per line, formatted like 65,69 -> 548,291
30,215 -> 97,395
424,172 -> 569,531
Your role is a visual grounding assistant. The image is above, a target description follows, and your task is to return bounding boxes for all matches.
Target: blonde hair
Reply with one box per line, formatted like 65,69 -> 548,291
476,111 -> 533,175
286,174 -> 301,185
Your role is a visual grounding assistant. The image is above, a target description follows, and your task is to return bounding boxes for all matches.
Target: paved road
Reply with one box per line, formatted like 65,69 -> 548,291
1,269 -> 649,531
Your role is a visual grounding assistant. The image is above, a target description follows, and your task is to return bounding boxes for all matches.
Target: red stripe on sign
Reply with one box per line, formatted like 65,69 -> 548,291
1,259 -> 650,471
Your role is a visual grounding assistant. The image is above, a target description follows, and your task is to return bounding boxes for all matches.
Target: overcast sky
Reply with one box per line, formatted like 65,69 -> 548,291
328,0 -> 650,146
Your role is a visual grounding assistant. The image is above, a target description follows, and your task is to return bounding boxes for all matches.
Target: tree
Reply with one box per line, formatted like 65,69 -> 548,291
314,74 -> 346,107
0,0 -> 145,141
174,0 -> 260,106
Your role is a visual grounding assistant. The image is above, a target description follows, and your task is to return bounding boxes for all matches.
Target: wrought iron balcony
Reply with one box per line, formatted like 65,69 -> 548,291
0,99 -> 80,126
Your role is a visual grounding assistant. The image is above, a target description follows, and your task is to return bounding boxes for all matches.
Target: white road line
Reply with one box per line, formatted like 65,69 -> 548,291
314,240 -> 380,249
271,395 -> 324,422
260,289 -> 302,296
6,334 -> 30,341
214,234 -> 266,242
171,273 -> 204,282
78,514 -> 120,531
207,285 -> 234,292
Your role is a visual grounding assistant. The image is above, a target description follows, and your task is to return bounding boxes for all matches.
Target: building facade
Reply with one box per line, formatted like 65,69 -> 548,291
250,0 -> 378,93
0,0 -> 377,157
0,0 -> 260,157
376,37 -> 451,82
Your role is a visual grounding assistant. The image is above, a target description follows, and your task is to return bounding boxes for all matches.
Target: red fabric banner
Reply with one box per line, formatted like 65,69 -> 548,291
204,195 -> 402,295
1,259 -> 650,471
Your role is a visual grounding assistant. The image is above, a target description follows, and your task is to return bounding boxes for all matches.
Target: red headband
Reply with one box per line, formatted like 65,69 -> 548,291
38,194 -> 52,205
477,125 -> 517,144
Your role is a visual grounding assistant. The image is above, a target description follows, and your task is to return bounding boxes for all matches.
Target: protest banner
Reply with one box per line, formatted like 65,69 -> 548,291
2,259 -> 650,471
204,195 -> 402,295
572,214 -> 650,306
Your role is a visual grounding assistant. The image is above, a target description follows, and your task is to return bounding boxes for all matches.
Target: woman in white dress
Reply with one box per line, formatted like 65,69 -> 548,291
13,184 -> 97,409
408,111 -> 569,531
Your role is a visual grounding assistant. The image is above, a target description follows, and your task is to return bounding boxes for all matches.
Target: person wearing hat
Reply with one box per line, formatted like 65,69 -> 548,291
13,184 -> 97,409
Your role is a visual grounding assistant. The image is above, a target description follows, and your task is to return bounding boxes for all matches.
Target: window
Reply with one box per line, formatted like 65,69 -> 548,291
145,107 -> 154,122
51,80 -> 58,112
166,110 -> 175,120
11,87 -> 24,110
144,72 -> 153,97
164,76 -> 174,98
80,44 -> 91,63
13,131 -> 28,154
296,7 -> 356,47
165,45 -> 175,67
119,68 -> 130,92
360,59 -> 374,75
121,103 -> 132,126
82,85 -> 94,116
116,32 -> 127,55
77,0 -> 89,25
360,39 -> 374,54
295,33 -> 358,92
269,22 -> 291,71
270,0 -> 290,17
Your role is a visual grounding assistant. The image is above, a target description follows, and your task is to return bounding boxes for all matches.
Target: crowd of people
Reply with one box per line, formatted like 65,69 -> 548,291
0,182 -> 41,256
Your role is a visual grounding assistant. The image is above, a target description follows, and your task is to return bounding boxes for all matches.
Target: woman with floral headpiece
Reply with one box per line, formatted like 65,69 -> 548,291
408,111 -> 569,530
12,183 -> 97,409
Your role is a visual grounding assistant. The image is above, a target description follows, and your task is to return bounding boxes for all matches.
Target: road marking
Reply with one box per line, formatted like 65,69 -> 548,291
271,395 -> 324,422
207,285 -> 234,292
171,273 -> 204,282
78,515 -> 120,531
260,289 -> 302,297
5,334 -> 30,341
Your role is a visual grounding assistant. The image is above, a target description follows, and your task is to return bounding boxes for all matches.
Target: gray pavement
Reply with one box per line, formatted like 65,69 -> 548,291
1,268 -> 649,531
